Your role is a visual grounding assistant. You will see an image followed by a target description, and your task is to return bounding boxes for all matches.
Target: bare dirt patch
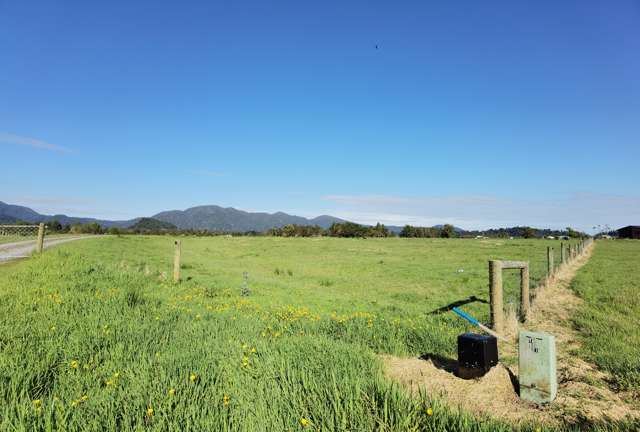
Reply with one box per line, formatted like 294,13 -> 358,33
383,243 -> 640,426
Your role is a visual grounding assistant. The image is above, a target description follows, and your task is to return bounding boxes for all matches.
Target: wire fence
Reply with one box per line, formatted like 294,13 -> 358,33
0,225 -> 42,237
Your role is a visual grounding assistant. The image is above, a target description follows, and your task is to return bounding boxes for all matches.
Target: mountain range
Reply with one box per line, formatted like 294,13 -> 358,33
0,201 -> 347,231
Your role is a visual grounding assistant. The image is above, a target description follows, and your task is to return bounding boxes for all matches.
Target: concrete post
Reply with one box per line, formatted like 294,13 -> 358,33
173,240 -> 181,283
36,223 -> 45,253
489,260 -> 504,333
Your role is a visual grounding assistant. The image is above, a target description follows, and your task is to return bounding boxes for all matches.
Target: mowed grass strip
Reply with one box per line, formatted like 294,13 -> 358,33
571,240 -> 640,392
0,236 -> 606,431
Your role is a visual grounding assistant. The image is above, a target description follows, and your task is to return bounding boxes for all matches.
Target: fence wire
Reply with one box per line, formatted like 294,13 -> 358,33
0,225 -> 41,236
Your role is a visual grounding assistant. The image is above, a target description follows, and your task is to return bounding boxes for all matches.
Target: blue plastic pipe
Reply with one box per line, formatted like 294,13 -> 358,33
452,307 -> 508,341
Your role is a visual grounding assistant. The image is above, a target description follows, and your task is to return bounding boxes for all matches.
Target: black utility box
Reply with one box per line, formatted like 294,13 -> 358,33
457,333 -> 498,379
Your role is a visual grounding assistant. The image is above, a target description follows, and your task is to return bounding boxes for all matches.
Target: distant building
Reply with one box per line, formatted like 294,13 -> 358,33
617,226 -> 640,239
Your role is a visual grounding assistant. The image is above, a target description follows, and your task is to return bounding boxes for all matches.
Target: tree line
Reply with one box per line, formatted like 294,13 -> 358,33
8,219 -> 590,239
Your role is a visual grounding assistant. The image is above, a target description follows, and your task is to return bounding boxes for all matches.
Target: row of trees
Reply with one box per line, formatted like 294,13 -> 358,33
399,224 -> 456,238
463,226 -> 588,239
268,222 -> 392,238
9,219 -> 591,239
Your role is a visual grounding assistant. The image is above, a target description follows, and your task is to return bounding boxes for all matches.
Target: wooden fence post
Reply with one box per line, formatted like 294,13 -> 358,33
36,223 -> 45,253
547,246 -> 554,276
489,260 -> 504,333
560,242 -> 566,264
173,240 -> 181,283
520,263 -> 530,320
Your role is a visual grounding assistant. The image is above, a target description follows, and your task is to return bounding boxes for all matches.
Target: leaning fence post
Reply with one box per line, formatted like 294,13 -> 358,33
547,246 -> 554,276
520,263 -> 530,320
173,240 -> 181,282
489,260 -> 504,333
36,223 -> 45,253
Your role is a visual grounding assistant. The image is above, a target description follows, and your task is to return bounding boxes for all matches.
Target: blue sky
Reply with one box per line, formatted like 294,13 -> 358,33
1,0 -> 639,231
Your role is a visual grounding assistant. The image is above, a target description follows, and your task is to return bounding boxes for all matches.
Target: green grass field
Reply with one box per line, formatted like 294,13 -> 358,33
570,240 -> 640,393
0,236 -> 633,431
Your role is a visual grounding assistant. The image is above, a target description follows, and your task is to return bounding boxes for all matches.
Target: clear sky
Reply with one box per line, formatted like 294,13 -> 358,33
1,1 -> 639,232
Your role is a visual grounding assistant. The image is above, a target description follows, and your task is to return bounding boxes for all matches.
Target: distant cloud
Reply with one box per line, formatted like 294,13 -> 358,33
189,169 -> 226,177
322,192 -> 640,232
0,132 -> 71,153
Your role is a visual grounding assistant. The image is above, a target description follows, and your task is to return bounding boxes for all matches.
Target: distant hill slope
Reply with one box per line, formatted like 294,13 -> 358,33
0,201 -> 346,232
0,201 -> 42,223
152,205 -> 346,231
0,201 -> 137,228
129,217 -> 177,231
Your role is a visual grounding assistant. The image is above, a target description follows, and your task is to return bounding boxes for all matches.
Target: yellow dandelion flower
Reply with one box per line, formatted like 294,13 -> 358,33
113,371 -> 121,379
241,343 -> 248,350
32,399 -> 42,407
168,388 -> 175,396
105,379 -> 114,386
190,373 -> 198,383
426,407 -> 433,416
223,394 -> 230,406
250,347 -> 257,353
146,406 -> 154,417
81,395 -> 88,401
300,418 -> 310,427
50,326 -> 56,332
70,360 -> 78,369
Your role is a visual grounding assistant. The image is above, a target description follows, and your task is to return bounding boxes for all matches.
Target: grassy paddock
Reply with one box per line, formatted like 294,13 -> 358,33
0,236 -> 625,431
570,240 -> 640,392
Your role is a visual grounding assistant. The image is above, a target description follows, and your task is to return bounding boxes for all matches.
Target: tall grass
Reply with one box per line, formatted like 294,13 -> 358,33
570,240 -> 640,392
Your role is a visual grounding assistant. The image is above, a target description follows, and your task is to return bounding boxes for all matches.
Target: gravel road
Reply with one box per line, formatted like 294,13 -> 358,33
0,236 -> 93,263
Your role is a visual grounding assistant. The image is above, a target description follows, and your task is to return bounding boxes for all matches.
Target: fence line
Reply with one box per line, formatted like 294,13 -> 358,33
488,237 -> 593,332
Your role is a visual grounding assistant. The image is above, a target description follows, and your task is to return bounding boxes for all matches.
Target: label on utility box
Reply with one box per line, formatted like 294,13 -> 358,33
518,330 -> 557,404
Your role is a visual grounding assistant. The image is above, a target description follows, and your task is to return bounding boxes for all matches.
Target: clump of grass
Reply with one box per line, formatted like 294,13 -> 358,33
274,268 -> 294,277
319,279 -> 333,287
124,286 -> 146,308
